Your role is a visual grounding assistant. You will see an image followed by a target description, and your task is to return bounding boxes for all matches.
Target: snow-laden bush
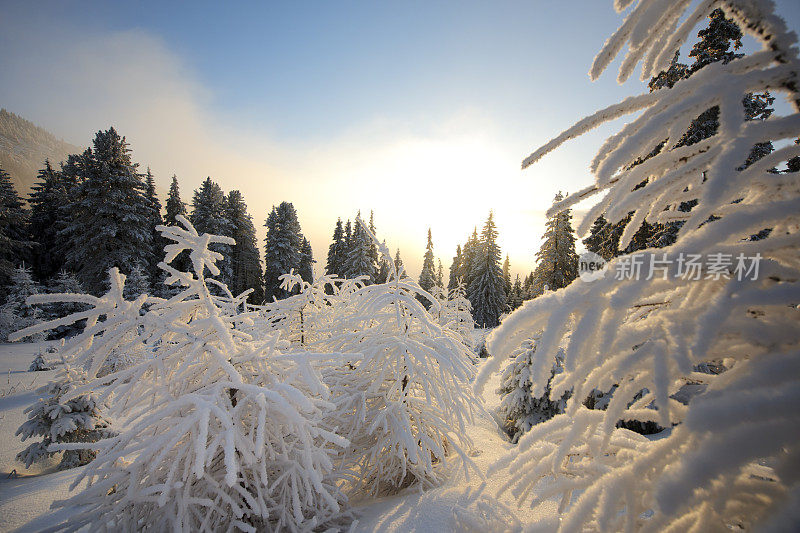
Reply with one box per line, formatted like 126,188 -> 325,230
0,265 -> 45,342
496,334 -> 570,442
16,366 -> 113,469
482,1 -> 800,531
12,216 -> 348,532
430,283 -> 476,350
264,218 -> 480,496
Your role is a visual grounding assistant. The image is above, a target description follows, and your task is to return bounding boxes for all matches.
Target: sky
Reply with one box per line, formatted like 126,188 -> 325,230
2,0 -> 799,279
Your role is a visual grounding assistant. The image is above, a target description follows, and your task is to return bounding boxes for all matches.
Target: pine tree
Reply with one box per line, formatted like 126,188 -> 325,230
509,274 -> 524,310
0,167 -> 29,296
459,229 -> 479,296
497,336 -> 570,442
502,254 -> 512,305
394,249 -> 407,278
28,161 -> 76,281
123,263 -> 150,301
16,367 -> 114,469
375,242 -> 392,284
0,265 -> 44,342
582,215 -> 614,260
143,167 -> 163,286
342,213 -> 375,282
447,245 -> 463,292
263,201 -> 303,300
225,190 -> 264,303
61,128 -> 154,295
418,228 -> 437,296
436,259 -> 444,289
160,175 -> 189,290
164,175 -> 187,226
47,270 -> 86,338
468,212 -> 506,328
367,211 -> 380,278
189,177 -> 232,286
299,237 -> 314,284
530,193 -> 578,297
325,218 -> 346,276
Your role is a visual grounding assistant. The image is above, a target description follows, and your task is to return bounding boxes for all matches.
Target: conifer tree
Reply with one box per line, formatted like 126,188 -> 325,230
47,270 -> 86,338
367,210 -> 380,276
164,175 -> 187,226
436,259 -> 444,289
418,228 -> 437,299
0,265 -> 44,341
502,255 -> 512,304
122,264 -> 150,301
448,245 -> 462,292
509,274 -> 524,310
189,177 -> 232,286
263,201 -> 303,300
459,229 -> 479,295
325,218 -> 346,276
62,128 -> 153,295
225,190 -> 263,303
0,167 -> 29,296
394,249 -> 407,278
143,168 -> 163,286
530,193 -> 578,297
299,237 -> 314,284
16,368 -> 114,469
468,212 -> 506,328
375,241 -> 392,284
342,212 -> 375,282
28,161 -> 76,281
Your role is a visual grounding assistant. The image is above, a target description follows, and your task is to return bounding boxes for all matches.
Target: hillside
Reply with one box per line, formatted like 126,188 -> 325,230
0,109 -> 81,198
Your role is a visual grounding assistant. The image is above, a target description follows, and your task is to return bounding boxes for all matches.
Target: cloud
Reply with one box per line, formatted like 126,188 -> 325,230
0,8 -> 590,279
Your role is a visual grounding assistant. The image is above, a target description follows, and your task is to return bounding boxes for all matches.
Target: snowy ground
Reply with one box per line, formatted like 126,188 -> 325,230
0,341 -> 557,532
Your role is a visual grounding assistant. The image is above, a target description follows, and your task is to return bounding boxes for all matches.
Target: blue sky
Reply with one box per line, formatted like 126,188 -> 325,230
2,1 -> 799,277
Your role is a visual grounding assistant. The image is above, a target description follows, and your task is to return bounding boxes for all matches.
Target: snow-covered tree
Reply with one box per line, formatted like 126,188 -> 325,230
509,274 -> 524,310
375,240 -> 392,284
459,228 -> 479,299
502,255 -> 512,304
393,248 -> 407,278
263,201 -> 305,300
0,167 -> 29,296
16,366 -> 113,469
321,218 -> 480,495
418,228 -> 437,306
299,236 -> 315,284
448,245 -> 463,293
12,216 -> 348,530
496,335 -> 570,442
443,283 -> 475,349
468,212 -> 506,328
122,263 -> 150,301
29,350 -> 52,372
529,192 -> 578,297
61,128 -> 154,295
226,190 -> 264,303
342,212 -> 375,282
27,160 -> 77,281
482,2 -> 800,531
143,167 -> 164,286
0,265 -> 44,342
325,218 -> 347,277
190,177 -> 232,287
46,270 -> 86,339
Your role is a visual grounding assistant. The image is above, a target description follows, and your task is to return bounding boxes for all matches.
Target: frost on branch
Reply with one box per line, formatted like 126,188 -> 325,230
488,1 -> 800,531
263,217 -> 481,496
14,216 -> 347,532
15,365 -> 114,470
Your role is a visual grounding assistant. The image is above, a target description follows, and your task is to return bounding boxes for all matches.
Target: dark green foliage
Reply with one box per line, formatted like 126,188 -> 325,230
530,193 -> 578,296
325,218 -> 346,277
61,128 -> 154,295
226,190 -> 264,303
0,167 -> 29,297
263,201 -> 304,300
190,177 -> 232,285
418,228 -> 436,297
447,245 -> 463,293
467,212 -> 506,328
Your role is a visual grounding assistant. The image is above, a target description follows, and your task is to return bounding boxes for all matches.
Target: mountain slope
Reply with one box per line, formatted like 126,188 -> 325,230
0,109 -> 81,198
